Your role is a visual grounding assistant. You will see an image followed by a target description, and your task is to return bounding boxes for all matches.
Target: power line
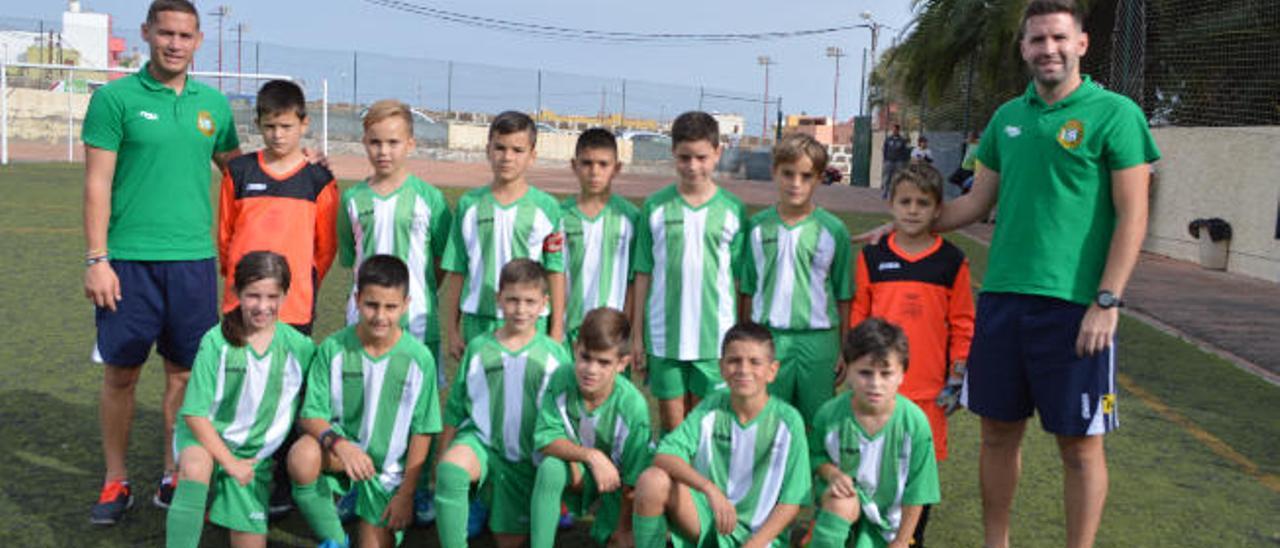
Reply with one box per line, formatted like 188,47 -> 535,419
362,0 -> 865,44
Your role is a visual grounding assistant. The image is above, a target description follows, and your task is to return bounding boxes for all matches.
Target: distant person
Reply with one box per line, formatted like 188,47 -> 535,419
910,136 -> 934,164
950,131 -> 982,194
881,124 -> 910,199
857,1 -> 1161,546
632,111 -> 747,433
82,0 -> 241,525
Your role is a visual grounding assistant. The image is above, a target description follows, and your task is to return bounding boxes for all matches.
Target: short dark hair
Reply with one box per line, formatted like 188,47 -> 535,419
256,80 -> 306,121
671,111 -> 719,148
1021,0 -> 1084,35
499,258 -> 548,293
842,317 -> 910,372
357,255 -> 410,295
721,322 -> 775,361
890,162 -> 945,204
489,110 -> 537,147
772,133 -> 829,174
575,128 -> 618,157
577,307 -> 631,357
146,0 -> 199,28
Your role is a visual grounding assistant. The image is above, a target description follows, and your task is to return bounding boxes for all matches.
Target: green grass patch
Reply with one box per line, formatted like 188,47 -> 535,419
0,162 -> 1276,546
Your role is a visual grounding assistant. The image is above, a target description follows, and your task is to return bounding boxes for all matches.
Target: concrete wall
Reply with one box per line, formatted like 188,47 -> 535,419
4,88 -> 91,142
445,122 -> 633,163
1147,127 -> 1280,282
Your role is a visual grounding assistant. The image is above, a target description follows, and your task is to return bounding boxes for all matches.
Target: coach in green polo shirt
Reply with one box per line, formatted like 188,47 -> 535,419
82,0 -> 241,526
859,1 -> 1159,546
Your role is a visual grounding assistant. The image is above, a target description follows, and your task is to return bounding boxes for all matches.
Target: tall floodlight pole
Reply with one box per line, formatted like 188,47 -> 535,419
208,5 -> 230,92
757,55 -> 774,140
826,46 -> 846,126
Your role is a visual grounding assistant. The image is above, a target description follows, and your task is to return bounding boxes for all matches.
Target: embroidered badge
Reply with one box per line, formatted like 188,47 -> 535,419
543,232 -> 564,253
197,111 -> 216,137
1057,119 -> 1084,149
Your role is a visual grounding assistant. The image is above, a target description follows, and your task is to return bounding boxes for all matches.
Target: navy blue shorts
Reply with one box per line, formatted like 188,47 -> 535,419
961,292 -> 1118,436
93,259 -> 218,368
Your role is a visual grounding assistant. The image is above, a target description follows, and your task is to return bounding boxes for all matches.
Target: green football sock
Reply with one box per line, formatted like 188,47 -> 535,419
632,513 -> 668,548
293,479 -> 346,543
808,509 -> 854,548
530,457 -> 569,548
434,462 -> 473,548
164,479 -> 208,548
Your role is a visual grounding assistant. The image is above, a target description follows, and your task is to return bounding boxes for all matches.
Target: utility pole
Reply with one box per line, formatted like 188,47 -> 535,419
536,70 -> 543,121
620,79 -> 627,130
757,55 -> 774,140
446,61 -> 454,117
352,51 -> 358,106
826,46 -> 846,126
858,11 -> 883,122
233,23 -> 248,94
208,5 -> 230,91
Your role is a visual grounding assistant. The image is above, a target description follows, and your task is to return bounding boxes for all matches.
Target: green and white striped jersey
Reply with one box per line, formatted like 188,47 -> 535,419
301,326 -> 442,492
657,392 -> 811,546
810,393 -> 940,547
534,363 -> 654,485
561,195 -> 640,332
741,207 -> 854,331
338,175 -> 452,343
442,185 -> 564,319
634,185 -> 746,360
445,332 -> 571,463
177,323 -> 314,461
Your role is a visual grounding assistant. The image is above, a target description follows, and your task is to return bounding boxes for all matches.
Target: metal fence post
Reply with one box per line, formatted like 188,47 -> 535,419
2,61 -> 8,165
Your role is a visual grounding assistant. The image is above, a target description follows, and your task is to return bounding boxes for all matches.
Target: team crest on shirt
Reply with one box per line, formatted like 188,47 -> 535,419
1057,119 -> 1084,150
543,232 -> 564,253
196,111 -> 216,137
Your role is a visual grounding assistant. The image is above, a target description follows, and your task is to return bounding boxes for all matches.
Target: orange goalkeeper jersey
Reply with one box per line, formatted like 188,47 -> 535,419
851,232 -> 975,400
218,152 -> 338,325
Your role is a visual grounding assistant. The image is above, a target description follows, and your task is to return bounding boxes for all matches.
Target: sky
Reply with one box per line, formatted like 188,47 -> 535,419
6,0 -> 916,129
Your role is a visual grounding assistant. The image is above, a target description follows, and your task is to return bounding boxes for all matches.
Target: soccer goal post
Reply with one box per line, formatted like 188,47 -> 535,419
0,62 -> 293,165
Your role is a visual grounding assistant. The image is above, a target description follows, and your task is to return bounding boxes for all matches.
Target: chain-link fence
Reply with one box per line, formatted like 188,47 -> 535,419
1,15 -> 765,166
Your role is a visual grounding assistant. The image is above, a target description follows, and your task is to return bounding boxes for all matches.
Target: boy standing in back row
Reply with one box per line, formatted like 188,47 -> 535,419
633,111 -> 747,433
560,128 -> 640,349
741,133 -> 854,424
442,111 -> 567,360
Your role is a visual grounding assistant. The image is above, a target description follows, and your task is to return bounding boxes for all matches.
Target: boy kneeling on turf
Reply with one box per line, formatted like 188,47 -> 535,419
167,251 -> 313,548
434,258 -> 572,548
290,255 -> 442,547
632,322 -> 810,548
531,307 -> 654,547
806,318 -> 940,548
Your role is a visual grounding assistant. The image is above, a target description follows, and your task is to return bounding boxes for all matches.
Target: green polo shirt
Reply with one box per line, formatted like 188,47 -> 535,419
82,63 -> 239,261
975,76 -> 1160,305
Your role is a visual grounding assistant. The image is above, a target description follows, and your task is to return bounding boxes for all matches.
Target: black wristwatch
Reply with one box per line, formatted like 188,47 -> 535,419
319,429 -> 341,451
1095,290 -> 1124,309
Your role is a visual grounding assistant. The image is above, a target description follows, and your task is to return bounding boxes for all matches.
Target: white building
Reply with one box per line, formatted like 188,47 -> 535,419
0,31 -> 41,64
711,112 -> 746,138
62,1 -> 110,68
